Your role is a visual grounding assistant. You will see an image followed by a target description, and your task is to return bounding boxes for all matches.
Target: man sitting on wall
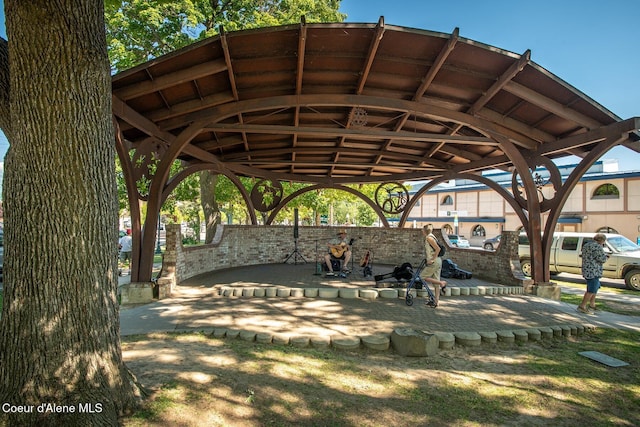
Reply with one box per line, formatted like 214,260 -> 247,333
324,229 -> 352,276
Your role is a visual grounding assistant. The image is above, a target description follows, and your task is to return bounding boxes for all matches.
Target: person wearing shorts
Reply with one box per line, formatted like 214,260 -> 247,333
325,229 -> 352,276
420,224 -> 447,307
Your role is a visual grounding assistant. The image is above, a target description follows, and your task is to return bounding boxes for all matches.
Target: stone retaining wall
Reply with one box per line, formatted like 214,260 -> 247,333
156,225 -> 530,294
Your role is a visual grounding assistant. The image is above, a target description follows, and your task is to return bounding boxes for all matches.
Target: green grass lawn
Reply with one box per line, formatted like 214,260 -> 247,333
121,328 -> 640,426
553,278 -> 637,296
553,277 -> 639,316
560,292 -> 637,316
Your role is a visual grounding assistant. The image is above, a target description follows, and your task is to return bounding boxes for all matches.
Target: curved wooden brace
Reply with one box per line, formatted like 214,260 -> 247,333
511,156 -> 564,213
265,184 -> 390,227
398,173 -> 529,229
138,119 -> 214,281
488,133 -> 545,282
161,163 -> 257,225
113,118 -> 143,279
542,134 -> 628,281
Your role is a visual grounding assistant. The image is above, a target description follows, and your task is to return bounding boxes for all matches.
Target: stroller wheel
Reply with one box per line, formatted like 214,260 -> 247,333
405,293 -> 414,306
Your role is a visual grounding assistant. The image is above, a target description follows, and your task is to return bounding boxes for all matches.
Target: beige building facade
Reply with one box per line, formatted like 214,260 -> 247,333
406,162 -> 640,247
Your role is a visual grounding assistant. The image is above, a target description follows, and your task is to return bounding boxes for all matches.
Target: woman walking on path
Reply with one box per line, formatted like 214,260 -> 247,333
421,224 -> 447,307
577,233 -> 608,314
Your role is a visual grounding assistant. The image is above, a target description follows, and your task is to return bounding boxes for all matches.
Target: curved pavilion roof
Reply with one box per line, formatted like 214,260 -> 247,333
111,18 -> 640,186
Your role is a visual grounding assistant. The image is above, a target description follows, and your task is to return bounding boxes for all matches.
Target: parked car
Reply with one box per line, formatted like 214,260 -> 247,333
483,235 -> 501,250
518,232 -> 640,291
447,234 -> 470,248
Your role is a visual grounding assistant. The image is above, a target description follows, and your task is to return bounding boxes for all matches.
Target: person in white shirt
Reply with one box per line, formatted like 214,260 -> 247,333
118,229 -> 133,274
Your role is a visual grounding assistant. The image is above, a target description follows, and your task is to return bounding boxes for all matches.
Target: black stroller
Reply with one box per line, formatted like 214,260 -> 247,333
403,259 -> 436,307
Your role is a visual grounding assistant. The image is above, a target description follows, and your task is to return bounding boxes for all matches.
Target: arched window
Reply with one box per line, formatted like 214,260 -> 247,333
441,195 -> 453,205
596,226 -> 618,234
472,225 -> 486,237
592,183 -> 619,199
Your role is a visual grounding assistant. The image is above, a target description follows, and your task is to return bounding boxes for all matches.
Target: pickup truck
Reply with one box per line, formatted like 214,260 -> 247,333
519,232 -> 640,291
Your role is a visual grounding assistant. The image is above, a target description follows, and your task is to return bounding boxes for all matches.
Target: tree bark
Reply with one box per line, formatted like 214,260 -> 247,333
0,1 -> 143,425
200,170 -> 220,244
0,38 -> 10,136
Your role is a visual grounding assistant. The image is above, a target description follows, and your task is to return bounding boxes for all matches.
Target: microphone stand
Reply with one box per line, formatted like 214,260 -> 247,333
283,209 -> 306,265
284,236 -> 306,265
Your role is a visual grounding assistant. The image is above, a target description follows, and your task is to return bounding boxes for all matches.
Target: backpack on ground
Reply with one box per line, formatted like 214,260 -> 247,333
441,258 -> 473,279
374,262 -> 414,283
392,262 -> 414,281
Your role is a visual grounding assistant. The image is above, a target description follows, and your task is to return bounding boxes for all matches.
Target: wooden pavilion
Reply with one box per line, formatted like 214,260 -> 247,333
111,18 -> 640,284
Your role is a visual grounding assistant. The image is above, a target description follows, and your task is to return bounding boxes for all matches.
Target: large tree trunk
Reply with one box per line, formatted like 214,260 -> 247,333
0,2 -> 143,425
200,170 -> 220,244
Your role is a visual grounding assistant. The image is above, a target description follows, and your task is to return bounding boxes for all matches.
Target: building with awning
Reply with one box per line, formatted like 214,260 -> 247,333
405,161 -> 640,246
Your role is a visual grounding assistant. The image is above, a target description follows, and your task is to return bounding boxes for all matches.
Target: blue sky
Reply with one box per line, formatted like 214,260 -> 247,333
339,0 -> 640,170
0,0 -> 638,172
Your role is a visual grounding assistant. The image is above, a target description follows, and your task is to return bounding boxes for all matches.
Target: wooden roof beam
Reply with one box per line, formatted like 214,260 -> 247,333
356,16 -> 385,95
220,26 -> 238,101
437,49 -> 531,167
226,159 -> 441,170
145,92 -> 235,123
535,117 -> 640,156
221,146 -> 439,163
504,81 -> 603,129
332,16 -> 386,176
222,155 -> 521,185
112,95 -> 221,166
145,68 -> 171,110
113,59 -> 228,101
202,123 -> 497,145
370,27 -> 459,171
414,27 -> 459,101
468,49 -> 531,116
169,93 -> 538,149
438,145 -> 484,162
291,16 -> 308,172
219,26 -> 250,156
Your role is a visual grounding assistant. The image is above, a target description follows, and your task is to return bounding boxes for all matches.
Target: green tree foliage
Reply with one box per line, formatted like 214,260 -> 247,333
105,0 -> 345,72
105,0 -> 203,71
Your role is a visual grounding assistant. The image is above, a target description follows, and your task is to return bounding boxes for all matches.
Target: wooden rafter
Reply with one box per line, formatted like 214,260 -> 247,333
331,16 -> 386,176
291,16 -> 308,173
369,27 -> 459,173
219,26 -> 249,157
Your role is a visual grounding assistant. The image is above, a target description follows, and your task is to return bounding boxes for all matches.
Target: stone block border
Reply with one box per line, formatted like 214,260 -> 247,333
193,285 -> 597,356
205,322 -> 596,357
217,285 -> 525,300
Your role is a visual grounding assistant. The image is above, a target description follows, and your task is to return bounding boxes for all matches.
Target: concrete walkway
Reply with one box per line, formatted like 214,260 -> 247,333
119,263 -> 640,341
